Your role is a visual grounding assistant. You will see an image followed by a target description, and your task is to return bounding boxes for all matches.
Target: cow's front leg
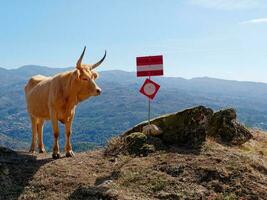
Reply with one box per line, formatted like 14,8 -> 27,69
51,112 -> 60,159
65,120 -> 75,157
29,116 -> 37,153
37,119 -> 46,153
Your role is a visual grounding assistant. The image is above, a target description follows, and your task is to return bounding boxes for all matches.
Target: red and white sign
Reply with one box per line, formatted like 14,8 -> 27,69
139,78 -> 160,100
136,55 -> 163,77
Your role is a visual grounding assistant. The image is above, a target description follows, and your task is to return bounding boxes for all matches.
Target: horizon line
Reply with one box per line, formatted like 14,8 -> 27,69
1,65 -> 267,85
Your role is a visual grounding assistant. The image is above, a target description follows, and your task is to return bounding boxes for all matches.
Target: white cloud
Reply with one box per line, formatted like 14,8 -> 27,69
188,0 -> 265,10
241,18 -> 267,24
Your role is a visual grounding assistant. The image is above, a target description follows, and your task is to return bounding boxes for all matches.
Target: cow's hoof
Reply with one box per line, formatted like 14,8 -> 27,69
39,148 -> 46,153
52,153 -> 61,159
29,149 -> 35,153
66,151 -> 75,157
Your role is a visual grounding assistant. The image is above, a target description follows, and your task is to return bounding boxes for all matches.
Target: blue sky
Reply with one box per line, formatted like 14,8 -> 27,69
0,0 -> 267,82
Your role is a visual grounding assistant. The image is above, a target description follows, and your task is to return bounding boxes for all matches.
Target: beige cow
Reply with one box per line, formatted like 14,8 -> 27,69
24,47 -> 106,158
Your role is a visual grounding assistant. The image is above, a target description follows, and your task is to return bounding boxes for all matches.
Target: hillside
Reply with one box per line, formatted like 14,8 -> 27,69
1,65 -> 267,151
1,140 -> 266,200
0,133 -> 28,150
0,106 -> 266,200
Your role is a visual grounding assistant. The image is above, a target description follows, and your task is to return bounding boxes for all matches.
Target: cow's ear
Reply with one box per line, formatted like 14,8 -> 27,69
92,71 -> 99,79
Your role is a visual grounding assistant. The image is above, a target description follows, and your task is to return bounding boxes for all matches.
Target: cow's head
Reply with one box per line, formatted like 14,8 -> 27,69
75,46 -> 106,99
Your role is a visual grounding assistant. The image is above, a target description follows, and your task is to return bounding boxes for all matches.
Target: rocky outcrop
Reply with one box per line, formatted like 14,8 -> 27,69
112,106 -> 253,156
123,106 -> 214,148
207,108 -> 253,145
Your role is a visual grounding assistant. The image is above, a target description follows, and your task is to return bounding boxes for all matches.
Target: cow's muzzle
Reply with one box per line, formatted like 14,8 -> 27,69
96,88 -> 102,95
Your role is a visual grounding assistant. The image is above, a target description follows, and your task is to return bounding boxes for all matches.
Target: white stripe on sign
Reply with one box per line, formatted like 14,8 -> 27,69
137,64 -> 163,72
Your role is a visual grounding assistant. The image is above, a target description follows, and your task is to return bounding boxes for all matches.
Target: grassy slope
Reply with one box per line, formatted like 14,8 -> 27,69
0,130 -> 267,200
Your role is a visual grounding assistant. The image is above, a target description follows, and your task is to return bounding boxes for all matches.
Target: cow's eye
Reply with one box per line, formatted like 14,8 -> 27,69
82,77 -> 88,81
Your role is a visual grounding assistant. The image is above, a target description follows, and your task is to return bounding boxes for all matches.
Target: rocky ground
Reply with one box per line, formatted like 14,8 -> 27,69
0,106 -> 267,200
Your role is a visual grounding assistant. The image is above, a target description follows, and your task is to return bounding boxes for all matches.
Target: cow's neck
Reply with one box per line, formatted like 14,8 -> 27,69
62,71 -> 80,114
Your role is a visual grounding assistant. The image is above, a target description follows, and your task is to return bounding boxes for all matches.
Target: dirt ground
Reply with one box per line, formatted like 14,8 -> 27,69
0,130 -> 267,200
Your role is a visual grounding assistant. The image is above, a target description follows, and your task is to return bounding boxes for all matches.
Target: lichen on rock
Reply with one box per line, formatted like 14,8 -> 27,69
160,106 -> 213,148
123,106 -> 213,148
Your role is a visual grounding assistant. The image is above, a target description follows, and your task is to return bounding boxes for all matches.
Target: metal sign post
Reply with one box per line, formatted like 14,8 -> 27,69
139,77 -> 160,125
148,76 -> 151,125
137,55 -> 163,130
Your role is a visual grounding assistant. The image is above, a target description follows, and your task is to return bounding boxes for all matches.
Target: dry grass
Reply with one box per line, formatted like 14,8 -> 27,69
1,129 -> 267,199
238,129 -> 267,157
104,136 -> 126,156
119,167 -> 167,193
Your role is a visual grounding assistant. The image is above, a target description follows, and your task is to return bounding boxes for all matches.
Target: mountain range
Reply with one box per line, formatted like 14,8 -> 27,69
0,65 -> 267,151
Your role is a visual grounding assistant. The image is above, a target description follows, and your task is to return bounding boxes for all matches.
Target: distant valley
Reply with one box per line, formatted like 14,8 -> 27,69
1,65 -> 267,151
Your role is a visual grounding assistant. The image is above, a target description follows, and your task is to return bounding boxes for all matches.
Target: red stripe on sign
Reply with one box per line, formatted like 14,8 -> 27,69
136,55 -> 163,66
137,70 -> 163,77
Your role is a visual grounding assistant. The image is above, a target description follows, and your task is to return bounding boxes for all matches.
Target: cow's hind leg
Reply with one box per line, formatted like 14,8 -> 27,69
29,116 -> 37,153
37,119 -> 46,153
65,120 -> 75,157
51,111 -> 60,159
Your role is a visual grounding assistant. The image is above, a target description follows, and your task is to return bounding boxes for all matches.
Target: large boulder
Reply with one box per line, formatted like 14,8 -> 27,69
123,106 -> 214,148
207,108 -> 253,145
160,106 -> 213,148
106,106 -> 253,157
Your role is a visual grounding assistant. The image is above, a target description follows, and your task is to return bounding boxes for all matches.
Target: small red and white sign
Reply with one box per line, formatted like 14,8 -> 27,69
140,78 -> 160,100
136,55 -> 163,77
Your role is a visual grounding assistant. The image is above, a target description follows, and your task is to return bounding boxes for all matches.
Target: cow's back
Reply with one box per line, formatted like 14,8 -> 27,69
24,75 -> 49,94
25,75 -> 52,119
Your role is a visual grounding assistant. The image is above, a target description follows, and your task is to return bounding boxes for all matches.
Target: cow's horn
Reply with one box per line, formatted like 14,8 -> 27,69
91,50 -> 107,70
76,46 -> 86,67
